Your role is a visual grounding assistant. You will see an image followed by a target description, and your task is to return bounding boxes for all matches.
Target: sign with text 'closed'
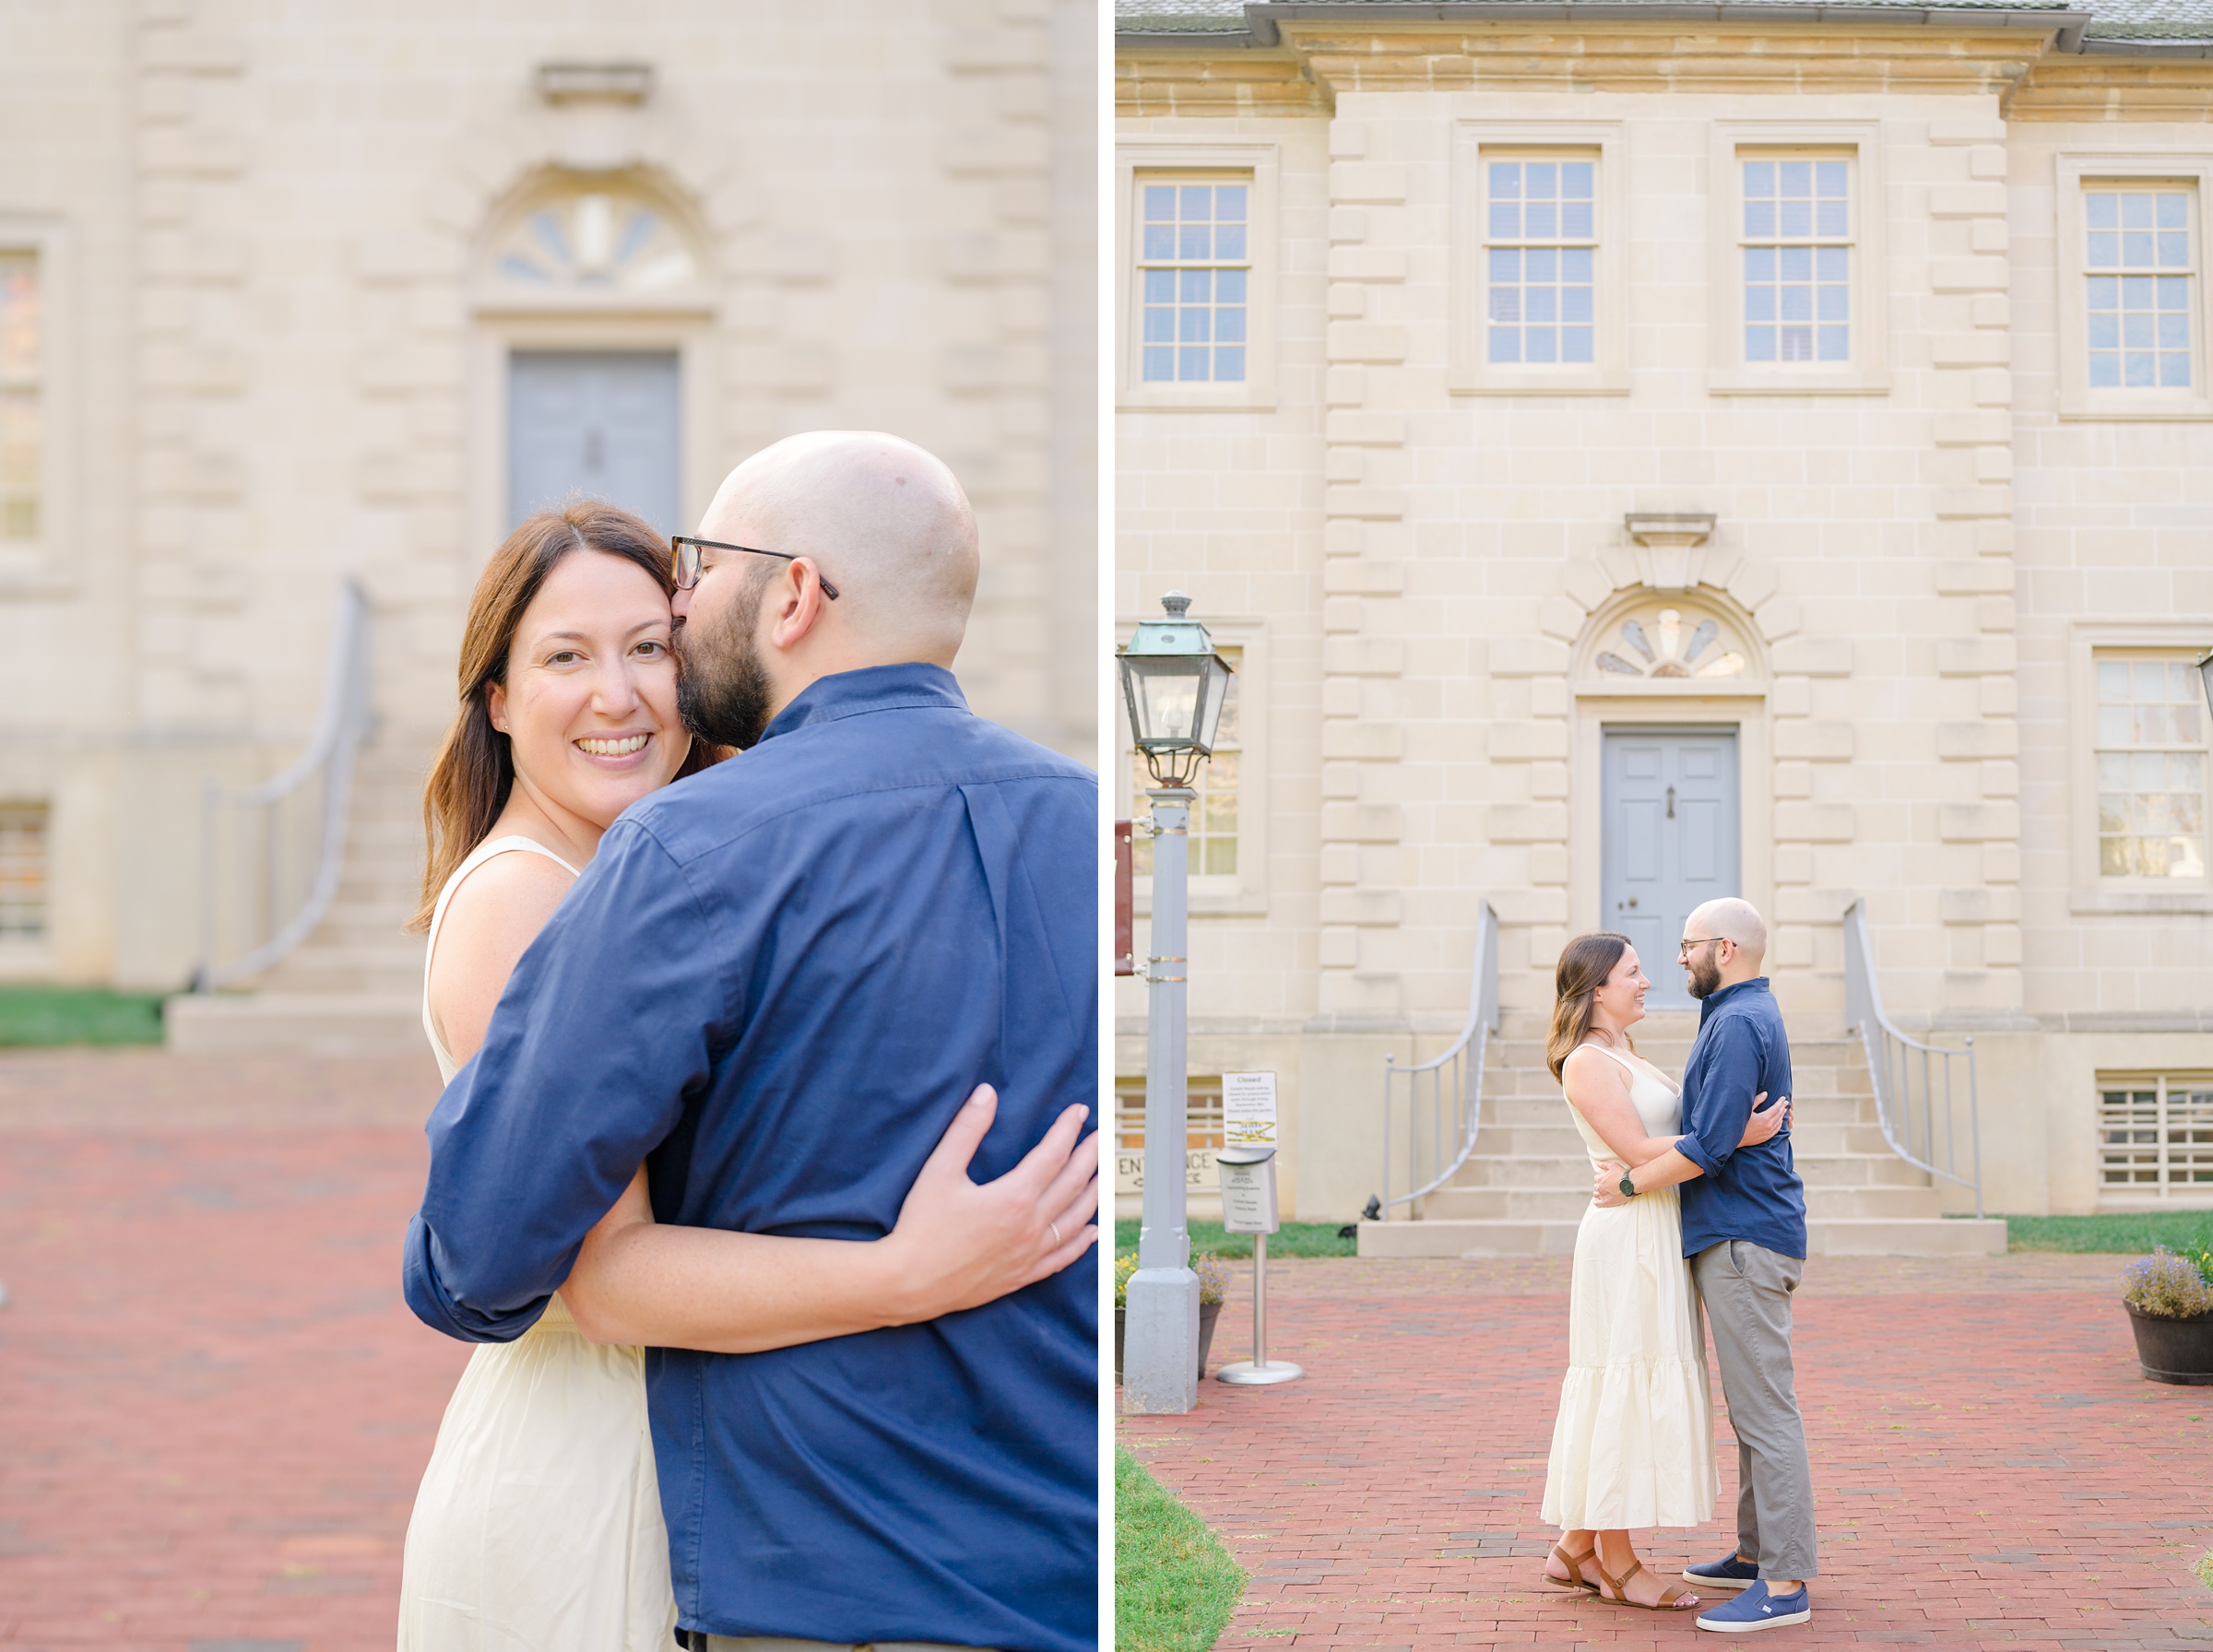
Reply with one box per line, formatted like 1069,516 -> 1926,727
1222,1071 -> 1278,1149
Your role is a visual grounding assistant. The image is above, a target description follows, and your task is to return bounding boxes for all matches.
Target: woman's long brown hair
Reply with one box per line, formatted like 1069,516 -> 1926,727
1545,931 -> 1637,1081
408,501 -> 722,933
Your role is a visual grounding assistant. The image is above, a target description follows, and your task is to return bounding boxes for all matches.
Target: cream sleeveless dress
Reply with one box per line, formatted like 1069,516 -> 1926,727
396,835 -> 679,1651
1540,1041 -> 1718,1531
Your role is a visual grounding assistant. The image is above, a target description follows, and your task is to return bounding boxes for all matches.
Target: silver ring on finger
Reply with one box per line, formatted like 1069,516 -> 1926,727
1047,1221 -> 1061,1248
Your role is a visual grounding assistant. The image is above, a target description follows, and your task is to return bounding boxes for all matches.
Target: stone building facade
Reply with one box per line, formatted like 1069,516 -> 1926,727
0,0 -> 1096,1032
1116,0 -> 2213,1238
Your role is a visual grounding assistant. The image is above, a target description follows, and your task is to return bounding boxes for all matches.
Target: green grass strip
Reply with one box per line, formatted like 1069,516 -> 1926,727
1999,1211 -> 2213,1255
1116,1444 -> 1247,1652
1115,1219 -> 1356,1261
0,986 -> 167,1048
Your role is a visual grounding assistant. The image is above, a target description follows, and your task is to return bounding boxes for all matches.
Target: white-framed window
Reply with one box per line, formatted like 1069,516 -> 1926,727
2099,1074 -> 2213,1197
0,800 -> 49,940
1138,179 -> 1249,385
0,253 -> 38,545
1741,158 -> 1852,365
2085,183 -> 2194,391
1485,158 -> 1595,366
1707,125 -> 1886,395
2094,655 -> 2207,880
1117,142 -> 1279,411
2056,156 -> 2213,419
1452,124 -> 1625,395
0,220 -> 71,593
2068,625 -> 2213,912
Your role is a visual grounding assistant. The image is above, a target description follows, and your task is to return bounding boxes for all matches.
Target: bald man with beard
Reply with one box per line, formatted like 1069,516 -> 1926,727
405,433 -> 1097,1652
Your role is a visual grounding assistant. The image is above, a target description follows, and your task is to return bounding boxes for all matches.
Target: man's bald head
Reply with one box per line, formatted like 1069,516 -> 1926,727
1689,898 -> 1768,963
698,431 -> 977,664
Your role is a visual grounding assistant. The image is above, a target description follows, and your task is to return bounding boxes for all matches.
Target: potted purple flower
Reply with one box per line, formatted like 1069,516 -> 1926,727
2122,1241 -> 2213,1385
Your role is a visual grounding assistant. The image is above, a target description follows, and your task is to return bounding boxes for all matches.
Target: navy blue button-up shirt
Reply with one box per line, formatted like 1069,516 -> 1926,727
1674,976 -> 1806,1261
402,663 -> 1096,1652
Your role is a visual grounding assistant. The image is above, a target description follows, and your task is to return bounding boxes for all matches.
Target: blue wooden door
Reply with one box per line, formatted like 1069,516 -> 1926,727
508,350 -> 680,536
1601,728 -> 1740,1008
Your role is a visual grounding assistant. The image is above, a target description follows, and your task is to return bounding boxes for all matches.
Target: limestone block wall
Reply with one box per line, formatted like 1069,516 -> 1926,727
2006,117 -> 2213,1023
0,3 -> 143,981
1116,21 -> 2213,1221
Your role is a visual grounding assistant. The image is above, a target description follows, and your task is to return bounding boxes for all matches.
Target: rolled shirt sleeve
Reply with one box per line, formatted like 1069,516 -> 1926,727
1675,1016 -> 1766,1180
403,823 -> 725,1343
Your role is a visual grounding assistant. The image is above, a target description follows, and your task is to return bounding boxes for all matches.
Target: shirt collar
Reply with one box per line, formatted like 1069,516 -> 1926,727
1697,974 -> 1771,1024
759,662 -> 970,744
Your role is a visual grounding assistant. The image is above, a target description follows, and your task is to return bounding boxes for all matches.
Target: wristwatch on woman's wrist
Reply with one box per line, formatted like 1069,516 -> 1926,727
1617,1173 -> 1638,1199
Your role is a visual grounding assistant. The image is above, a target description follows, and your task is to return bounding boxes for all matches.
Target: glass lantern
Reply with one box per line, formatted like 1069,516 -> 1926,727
1118,592 -> 1236,789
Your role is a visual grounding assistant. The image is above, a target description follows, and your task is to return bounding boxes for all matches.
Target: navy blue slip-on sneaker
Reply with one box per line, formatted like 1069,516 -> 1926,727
1696,1580 -> 1811,1633
1682,1553 -> 1761,1591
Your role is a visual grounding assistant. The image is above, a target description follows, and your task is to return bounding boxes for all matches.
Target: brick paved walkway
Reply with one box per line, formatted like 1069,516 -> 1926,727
1123,1253 -> 2213,1650
0,1048 -> 467,1651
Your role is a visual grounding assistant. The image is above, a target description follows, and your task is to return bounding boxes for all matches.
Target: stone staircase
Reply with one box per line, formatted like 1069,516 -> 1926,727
164,745 -> 432,1054
1359,1009 -> 2007,1257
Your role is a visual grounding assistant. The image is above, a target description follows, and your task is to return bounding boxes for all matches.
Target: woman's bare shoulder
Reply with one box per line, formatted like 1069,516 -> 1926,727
1560,1043 -> 1631,1088
434,847 -> 574,959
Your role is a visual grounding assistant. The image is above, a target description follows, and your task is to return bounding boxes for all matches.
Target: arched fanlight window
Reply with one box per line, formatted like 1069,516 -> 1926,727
487,183 -> 702,294
1591,603 -> 1750,680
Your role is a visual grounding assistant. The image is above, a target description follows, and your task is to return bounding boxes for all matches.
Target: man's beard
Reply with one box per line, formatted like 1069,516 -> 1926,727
673,571 -> 776,750
1685,952 -> 1723,1000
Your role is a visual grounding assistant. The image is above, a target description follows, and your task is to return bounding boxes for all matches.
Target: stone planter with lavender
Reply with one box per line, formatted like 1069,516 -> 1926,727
2121,1244 -> 2213,1386
1113,1250 -> 1225,1386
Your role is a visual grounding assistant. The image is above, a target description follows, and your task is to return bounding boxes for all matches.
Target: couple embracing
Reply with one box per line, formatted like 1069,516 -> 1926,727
395,431 -> 1096,1652
1538,899 -> 1819,1634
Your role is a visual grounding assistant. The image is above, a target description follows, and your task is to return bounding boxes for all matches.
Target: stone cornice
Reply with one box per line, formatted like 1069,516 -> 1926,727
1118,43 -> 1333,114
2007,55 -> 2213,115
1121,17 -> 2213,112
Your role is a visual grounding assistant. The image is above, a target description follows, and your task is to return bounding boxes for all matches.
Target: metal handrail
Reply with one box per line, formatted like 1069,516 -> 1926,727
1841,896 -> 1985,1219
192,579 -> 373,991
1371,899 -> 1499,1220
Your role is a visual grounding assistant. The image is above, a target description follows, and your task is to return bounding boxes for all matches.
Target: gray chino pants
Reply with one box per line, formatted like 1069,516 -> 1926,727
1691,1238 -> 1819,1582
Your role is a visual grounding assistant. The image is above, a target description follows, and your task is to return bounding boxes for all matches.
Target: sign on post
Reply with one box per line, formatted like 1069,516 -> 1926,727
1213,1071 -> 1302,1386
1221,1070 -> 1277,1150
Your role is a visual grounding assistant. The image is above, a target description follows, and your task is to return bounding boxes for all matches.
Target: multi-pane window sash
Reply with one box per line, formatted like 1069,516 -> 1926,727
1130,647 -> 1241,877
1741,158 -> 1850,364
1485,158 -> 1595,365
2096,657 -> 2208,879
1139,178 -> 1249,384
2085,185 -> 2195,390
0,801 -> 49,938
0,252 -> 39,541
1113,1079 -> 1225,1196
2099,1076 -> 2213,1192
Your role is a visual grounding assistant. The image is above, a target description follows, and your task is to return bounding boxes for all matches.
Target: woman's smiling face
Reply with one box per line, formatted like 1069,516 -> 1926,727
487,549 -> 689,830
1595,945 -> 1651,1026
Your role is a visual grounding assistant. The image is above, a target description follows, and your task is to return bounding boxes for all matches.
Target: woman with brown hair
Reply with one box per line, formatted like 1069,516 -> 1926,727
1535,931 -> 1786,1614
395,502 -> 1097,1651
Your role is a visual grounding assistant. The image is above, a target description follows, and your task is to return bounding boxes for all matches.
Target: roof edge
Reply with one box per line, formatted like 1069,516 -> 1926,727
1118,1 -> 2097,53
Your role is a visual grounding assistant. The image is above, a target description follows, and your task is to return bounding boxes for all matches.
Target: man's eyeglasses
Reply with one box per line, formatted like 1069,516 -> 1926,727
669,537 -> 841,601
1678,936 -> 1729,960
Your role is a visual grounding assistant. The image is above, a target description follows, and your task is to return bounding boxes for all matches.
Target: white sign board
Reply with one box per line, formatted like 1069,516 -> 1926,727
1217,1157 -> 1279,1234
1115,1146 -> 1213,1198
1221,1070 -> 1278,1149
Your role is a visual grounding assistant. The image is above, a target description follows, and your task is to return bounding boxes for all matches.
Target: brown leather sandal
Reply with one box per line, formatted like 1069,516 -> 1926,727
1542,1541 -> 1600,1593
1593,1556 -> 1700,1611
